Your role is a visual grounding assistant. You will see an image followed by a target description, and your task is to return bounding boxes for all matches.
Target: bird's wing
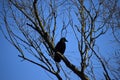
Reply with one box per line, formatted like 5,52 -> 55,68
55,41 -> 66,54
55,41 -> 61,51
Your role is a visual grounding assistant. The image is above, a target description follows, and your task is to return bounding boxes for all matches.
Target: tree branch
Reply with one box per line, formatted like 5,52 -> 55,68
57,52 -> 89,80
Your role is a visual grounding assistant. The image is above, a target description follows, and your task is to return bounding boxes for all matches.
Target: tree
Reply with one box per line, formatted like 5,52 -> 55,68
0,0 -> 119,80
105,1 -> 120,79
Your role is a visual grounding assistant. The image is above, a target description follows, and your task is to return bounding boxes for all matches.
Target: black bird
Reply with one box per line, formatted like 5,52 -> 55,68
54,37 -> 68,62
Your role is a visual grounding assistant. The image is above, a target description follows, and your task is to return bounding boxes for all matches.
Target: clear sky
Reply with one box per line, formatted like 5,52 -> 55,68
0,32 -> 49,80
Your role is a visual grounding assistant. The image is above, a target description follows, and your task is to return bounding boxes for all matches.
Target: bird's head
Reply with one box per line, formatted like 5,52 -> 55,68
60,37 -> 68,42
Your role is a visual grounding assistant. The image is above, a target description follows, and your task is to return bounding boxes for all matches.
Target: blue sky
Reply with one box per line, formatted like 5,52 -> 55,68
0,33 -> 46,80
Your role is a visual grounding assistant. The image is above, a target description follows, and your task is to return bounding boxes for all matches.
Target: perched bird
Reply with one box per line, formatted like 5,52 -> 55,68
54,37 -> 68,62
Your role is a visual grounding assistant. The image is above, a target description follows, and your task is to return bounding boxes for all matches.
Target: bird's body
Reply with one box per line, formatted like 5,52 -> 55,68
54,37 -> 67,62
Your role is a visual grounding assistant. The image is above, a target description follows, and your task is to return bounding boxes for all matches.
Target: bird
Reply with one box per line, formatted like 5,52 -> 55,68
54,37 -> 68,62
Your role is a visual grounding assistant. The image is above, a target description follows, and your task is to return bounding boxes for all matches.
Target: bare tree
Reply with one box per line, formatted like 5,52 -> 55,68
106,0 -> 120,44
0,0 -> 119,80
104,1 -> 120,79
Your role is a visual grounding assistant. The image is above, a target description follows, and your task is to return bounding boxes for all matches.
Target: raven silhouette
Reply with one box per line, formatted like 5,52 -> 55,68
54,37 -> 68,62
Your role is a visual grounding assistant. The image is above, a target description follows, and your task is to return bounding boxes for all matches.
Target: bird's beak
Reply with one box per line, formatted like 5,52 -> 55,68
65,39 -> 68,42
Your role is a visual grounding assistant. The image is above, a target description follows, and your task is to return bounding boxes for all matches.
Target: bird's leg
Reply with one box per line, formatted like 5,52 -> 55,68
56,62 -> 60,73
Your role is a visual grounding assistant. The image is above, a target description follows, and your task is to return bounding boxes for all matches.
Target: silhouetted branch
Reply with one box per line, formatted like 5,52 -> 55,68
85,39 -> 111,80
18,55 -> 62,80
57,52 -> 89,80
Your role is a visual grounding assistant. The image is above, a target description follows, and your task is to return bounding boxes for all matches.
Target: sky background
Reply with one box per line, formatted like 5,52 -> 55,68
0,0 -> 119,80
0,33 -> 47,80
0,26 -> 118,80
